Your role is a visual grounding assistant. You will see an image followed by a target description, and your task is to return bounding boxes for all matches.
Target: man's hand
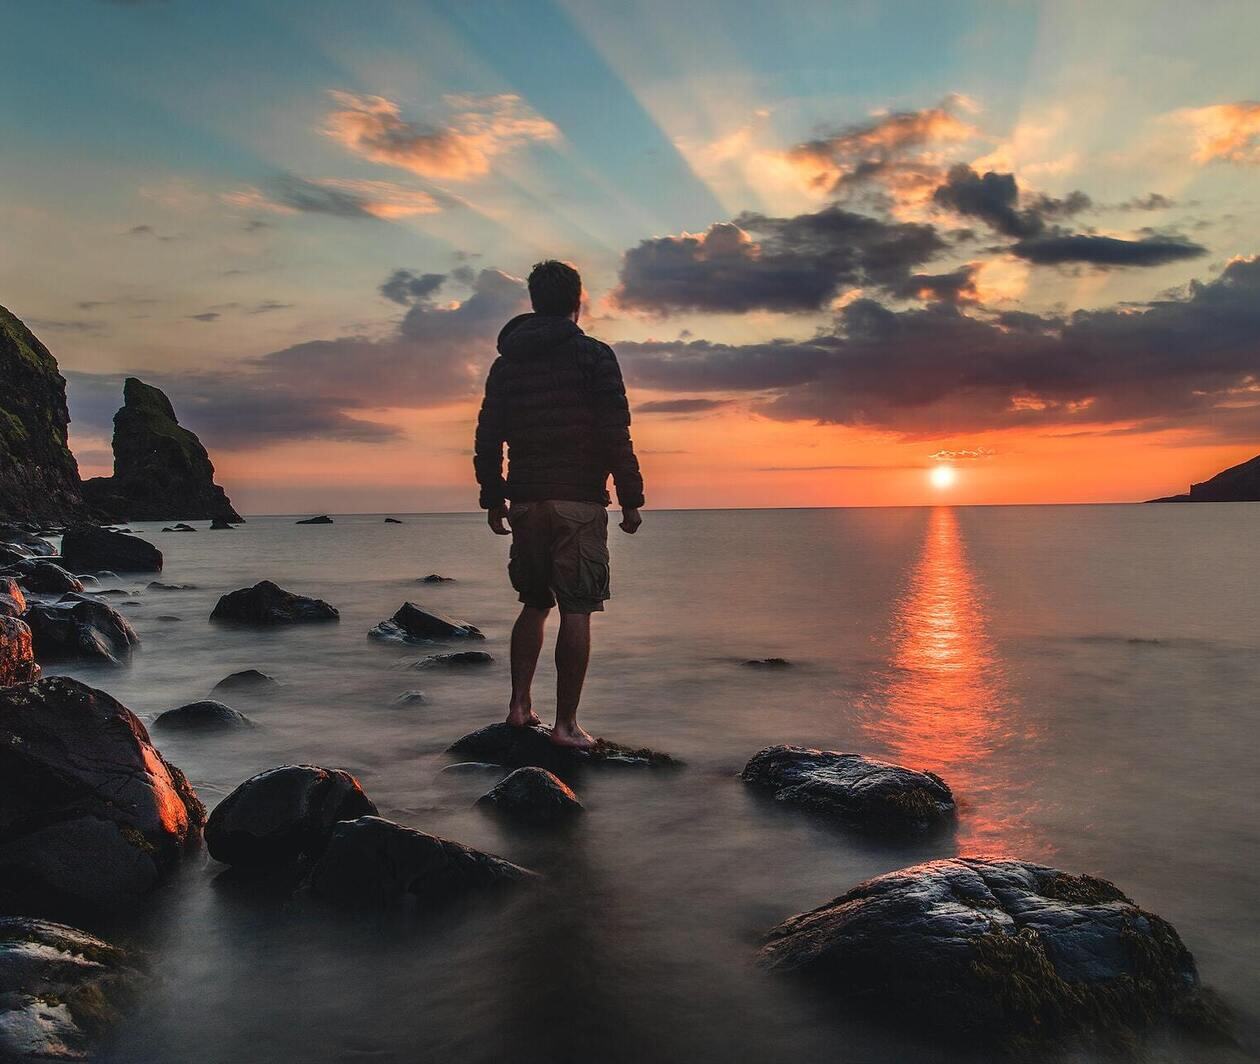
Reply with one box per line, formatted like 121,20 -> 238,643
487,504 -> 510,535
619,507 -> 642,534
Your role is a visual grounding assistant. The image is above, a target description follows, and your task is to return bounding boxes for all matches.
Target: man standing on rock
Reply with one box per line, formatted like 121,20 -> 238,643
474,260 -> 644,750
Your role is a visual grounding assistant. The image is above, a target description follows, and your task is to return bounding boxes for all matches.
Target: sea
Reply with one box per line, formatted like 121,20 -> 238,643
44,505 -> 1258,1063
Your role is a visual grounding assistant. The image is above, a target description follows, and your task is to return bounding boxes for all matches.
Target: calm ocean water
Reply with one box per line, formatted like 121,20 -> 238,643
49,505 -> 1257,1063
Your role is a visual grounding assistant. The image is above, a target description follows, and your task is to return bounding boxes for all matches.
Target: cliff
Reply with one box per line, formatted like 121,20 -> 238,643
82,378 -> 242,522
1148,454 -> 1260,502
0,305 -> 89,524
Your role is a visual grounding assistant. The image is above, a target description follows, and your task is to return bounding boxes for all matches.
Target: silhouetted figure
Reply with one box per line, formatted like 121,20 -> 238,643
475,260 -> 644,749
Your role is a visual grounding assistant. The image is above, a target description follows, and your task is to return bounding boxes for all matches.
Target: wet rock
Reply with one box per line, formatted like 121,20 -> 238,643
296,515 -> 333,525
0,677 -> 205,916
304,815 -> 534,909
741,746 -> 955,835
0,544 -> 33,568
411,651 -> 494,669
153,699 -> 253,731
384,517 -> 403,524
369,601 -> 483,643
210,580 -> 339,625
742,657 -> 791,668
441,762 -> 504,776
146,581 -> 195,591
22,594 -> 140,667
205,765 -> 377,867
0,917 -> 144,1062
10,559 -> 84,595
209,517 -> 234,530
0,616 -> 39,686
92,588 -> 130,598
393,690 -> 427,706
449,722 -> 680,775
0,525 -> 57,557
0,576 -> 26,618
59,526 -> 162,574
212,668 -> 281,695
761,857 -> 1218,1050
477,767 -> 583,825
419,573 -> 455,583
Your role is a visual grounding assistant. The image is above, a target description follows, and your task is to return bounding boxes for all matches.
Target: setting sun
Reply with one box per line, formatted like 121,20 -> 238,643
930,465 -> 957,490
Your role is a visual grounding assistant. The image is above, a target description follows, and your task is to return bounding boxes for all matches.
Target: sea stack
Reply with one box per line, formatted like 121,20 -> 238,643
0,305 -> 90,524
82,377 -> 242,523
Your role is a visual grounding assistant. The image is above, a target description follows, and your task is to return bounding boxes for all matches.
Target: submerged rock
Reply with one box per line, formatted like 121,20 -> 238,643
0,576 -> 26,618
209,517 -> 234,530
212,668 -> 281,695
0,616 -> 39,686
59,526 -> 162,574
153,699 -> 253,731
369,601 -> 483,643
411,651 -> 494,669
419,574 -> 455,583
393,690 -> 427,706
477,767 -> 583,825
742,657 -> 791,668
22,594 -> 140,667
296,515 -> 333,525
210,580 -> 339,625
0,677 -> 205,916
0,917 -> 144,1063
147,581 -> 195,591
205,765 -> 377,867
761,858 -> 1216,1050
741,746 -> 955,835
10,559 -> 84,594
449,722 -> 679,775
384,517 -> 403,523
304,815 -> 534,909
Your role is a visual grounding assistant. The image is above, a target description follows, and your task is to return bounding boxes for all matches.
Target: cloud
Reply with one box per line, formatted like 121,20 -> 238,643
379,269 -> 447,306
1116,193 -> 1177,212
617,256 -> 1260,440
226,174 -> 447,220
189,312 -> 220,322
1011,232 -> 1206,267
637,398 -> 733,414
1173,101 -> 1260,164
930,448 -> 994,461
323,91 -> 559,180
892,265 -> 979,304
613,206 -> 945,314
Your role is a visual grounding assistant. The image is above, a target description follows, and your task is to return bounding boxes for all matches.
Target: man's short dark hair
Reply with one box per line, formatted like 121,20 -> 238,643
528,260 -> 582,315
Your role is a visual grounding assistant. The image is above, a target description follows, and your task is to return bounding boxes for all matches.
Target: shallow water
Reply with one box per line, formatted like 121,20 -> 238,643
43,505 -> 1259,1063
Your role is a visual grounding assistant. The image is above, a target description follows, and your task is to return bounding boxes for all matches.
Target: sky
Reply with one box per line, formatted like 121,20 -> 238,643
3,0 -> 1259,513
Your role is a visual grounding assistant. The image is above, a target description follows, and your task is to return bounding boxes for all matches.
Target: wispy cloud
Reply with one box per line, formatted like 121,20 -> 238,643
225,175 -> 448,220
1172,101 -> 1260,164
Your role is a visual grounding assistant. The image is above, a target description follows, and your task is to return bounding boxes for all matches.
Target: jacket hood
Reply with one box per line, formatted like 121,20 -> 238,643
497,313 -> 583,358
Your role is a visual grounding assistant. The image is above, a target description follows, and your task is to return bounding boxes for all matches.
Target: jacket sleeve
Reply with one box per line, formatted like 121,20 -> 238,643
590,342 -> 645,509
473,358 -> 508,509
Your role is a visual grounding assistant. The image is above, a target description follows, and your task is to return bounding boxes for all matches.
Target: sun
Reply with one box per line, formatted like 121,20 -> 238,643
930,464 -> 957,489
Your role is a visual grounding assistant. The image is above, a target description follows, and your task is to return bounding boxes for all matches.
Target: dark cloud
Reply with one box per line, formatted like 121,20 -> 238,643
613,206 -> 945,314
379,269 -> 447,306
268,175 -> 382,218
933,165 -> 1048,238
618,256 -> 1260,439
1011,232 -> 1207,266
189,312 -> 220,322
1117,193 -> 1177,212
637,398 -> 732,414
892,265 -> 979,304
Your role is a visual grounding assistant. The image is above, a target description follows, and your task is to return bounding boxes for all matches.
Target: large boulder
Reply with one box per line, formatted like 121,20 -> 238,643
368,601 -> 483,643
8,559 -> 83,595
80,377 -> 242,523
741,746 -> 955,835
0,576 -> 26,618
152,699 -> 253,732
205,765 -> 377,867
59,527 -> 162,574
476,767 -> 583,825
304,815 -> 535,909
0,917 -> 144,1062
0,616 -> 38,686
211,668 -> 281,695
761,858 -> 1216,1050
22,594 -> 139,667
449,722 -> 679,776
0,306 -> 90,526
210,580 -> 339,625
0,677 -> 206,916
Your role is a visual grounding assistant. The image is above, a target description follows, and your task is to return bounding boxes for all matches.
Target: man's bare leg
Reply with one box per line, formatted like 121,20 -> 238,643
552,611 -> 595,749
507,605 -> 549,727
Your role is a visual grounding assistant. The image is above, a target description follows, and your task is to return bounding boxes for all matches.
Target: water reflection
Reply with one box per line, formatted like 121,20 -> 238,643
862,507 -> 1033,852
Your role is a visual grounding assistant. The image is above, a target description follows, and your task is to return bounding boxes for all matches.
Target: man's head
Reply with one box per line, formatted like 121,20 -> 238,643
528,260 -> 582,319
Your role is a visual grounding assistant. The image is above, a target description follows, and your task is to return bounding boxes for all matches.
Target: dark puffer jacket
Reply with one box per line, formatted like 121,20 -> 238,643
474,314 -> 644,511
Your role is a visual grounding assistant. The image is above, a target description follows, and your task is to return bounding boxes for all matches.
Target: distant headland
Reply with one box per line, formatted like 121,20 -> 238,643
1147,454 -> 1260,503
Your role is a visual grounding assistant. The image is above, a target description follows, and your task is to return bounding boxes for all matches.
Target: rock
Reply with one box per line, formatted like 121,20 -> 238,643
22,594 -> 140,667
211,668 -> 281,695
1148,452 -> 1260,502
10,559 -> 84,595
384,517 -> 403,523
79,377 -> 242,523
419,573 -> 455,583
0,677 -> 205,915
210,580 -> 339,625
0,306 -> 91,525
152,699 -> 253,731
0,544 -> 33,567
296,515 -> 333,524
209,517 -> 234,530
441,762 -> 504,776
0,616 -> 39,686
393,690 -> 427,706
146,581 -> 195,591
476,767 -> 583,825
760,858 -> 1217,1050
369,601 -> 483,643
411,651 -> 494,669
741,746 -> 955,835
0,917 -> 143,1063
742,657 -> 791,668
59,526 -> 162,574
449,722 -> 680,775
205,765 -> 377,867
93,588 -> 130,598
156,615 -> 182,623
304,815 -> 534,909
0,525 -> 57,557
0,577 -> 26,619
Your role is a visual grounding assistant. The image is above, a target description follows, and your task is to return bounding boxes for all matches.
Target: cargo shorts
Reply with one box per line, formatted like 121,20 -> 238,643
507,499 -> 610,614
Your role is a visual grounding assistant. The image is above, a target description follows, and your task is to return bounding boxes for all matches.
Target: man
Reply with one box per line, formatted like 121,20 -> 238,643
474,260 -> 644,750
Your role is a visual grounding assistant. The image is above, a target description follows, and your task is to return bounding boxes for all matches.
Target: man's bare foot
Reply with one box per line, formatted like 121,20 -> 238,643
550,722 -> 597,750
506,705 -> 542,727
